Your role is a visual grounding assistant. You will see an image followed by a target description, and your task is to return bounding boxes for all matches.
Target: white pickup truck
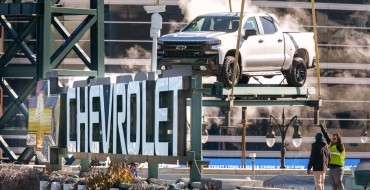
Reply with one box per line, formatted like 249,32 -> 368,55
157,12 -> 316,87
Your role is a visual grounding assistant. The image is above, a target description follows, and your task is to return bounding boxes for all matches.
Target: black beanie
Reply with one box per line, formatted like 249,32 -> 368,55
315,132 -> 323,142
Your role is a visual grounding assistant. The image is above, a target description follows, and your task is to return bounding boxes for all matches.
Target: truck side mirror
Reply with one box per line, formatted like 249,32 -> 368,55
175,29 -> 181,33
244,29 -> 257,40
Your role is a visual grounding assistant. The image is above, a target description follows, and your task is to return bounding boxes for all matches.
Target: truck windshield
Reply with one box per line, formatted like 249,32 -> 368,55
182,16 -> 239,32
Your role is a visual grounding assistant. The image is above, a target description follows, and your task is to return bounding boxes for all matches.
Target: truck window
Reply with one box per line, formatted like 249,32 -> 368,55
243,17 -> 259,35
183,16 -> 238,32
259,16 -> 277,34
184,17 -> 205,32
211,17 -> 237,32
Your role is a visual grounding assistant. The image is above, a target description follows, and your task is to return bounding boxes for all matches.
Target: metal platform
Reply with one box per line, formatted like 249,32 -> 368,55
222,86 -> 315,98
197,82 -> 321,107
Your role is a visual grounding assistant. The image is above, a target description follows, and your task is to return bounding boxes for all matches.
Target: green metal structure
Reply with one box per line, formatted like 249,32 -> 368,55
188,80 -> 321,183
0,0 -> 105,162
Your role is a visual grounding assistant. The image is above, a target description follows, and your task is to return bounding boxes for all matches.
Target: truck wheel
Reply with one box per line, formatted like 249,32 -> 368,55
285,57 -> 307,87
220,56 -> 240,88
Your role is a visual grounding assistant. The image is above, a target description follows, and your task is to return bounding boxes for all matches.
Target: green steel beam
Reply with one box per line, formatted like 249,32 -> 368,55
52,17 -> 91,69
51,69 -> 97,77
0,65 -> 36,77
190,76 -> 203,182
0,78 -> 37,129
50,15 -> 97,69
17,146 -> 35,163
0,135 -> 18,161
51,7 -> 97,15
0,16 -> 37,67
0,79 -> 29,117
222,87 -> 316,97
0,3 -> 42,16
37,0 -> 52,79
0,129 -> 27,135
210,82 -> 317,99
200,99 -> 321,107
90,0 -> 105,77
0,16 -> 36,66
64,156 -> 78,165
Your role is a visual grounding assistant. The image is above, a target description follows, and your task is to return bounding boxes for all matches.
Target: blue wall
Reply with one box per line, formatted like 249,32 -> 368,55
204,157 -> 361,169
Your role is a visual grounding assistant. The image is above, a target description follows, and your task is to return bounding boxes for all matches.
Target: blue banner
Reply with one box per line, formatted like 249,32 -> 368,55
204,158 -> 361,170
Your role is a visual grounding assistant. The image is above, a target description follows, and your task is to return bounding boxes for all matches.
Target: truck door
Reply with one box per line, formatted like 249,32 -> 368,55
258,16 -> 285,68
239,17 -> 265,70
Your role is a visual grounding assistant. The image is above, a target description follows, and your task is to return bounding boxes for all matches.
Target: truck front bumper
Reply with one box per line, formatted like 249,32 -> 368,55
157,55 -> 220,75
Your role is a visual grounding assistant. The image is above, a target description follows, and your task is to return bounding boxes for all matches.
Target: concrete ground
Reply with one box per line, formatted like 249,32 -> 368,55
2,164 -> 366,189
137,168 -> 368,190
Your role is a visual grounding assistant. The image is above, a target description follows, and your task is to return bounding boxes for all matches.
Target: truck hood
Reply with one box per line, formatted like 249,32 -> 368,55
160,31 -> 226,41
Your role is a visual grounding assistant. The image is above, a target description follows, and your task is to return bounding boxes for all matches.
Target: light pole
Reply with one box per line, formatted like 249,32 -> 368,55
249,153 -> 256,180
265,109 -> 302,169
201,116 -> 209,144
361,124 -> 368,143
143,2 -> 166,72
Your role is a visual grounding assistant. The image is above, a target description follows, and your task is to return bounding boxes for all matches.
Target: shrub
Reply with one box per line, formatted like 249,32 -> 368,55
85,161 -> 135,190
0,164 -> 43,190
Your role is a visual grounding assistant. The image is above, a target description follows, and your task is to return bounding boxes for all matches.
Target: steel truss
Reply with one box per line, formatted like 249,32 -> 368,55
0,0 -> 104,162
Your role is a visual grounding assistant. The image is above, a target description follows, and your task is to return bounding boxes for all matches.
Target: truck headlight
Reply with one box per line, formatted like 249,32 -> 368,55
205,40 -> 221,45
204,50 -> 218,55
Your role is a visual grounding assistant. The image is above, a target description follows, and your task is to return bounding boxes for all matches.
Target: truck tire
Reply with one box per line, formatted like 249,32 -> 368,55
219,56 -> 240,88
284,57 -> 307,87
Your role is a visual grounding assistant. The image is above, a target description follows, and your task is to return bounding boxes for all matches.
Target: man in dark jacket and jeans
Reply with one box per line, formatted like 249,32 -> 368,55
307,132 -> 331,190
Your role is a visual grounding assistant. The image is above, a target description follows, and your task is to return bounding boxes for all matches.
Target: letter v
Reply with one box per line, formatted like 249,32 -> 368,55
101,84 -> 113,153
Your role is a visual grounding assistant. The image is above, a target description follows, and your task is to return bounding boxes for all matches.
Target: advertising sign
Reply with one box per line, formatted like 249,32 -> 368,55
28,73 -> 190,162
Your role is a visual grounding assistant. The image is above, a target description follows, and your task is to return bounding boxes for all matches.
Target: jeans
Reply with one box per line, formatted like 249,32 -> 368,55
329,167 -> 344,190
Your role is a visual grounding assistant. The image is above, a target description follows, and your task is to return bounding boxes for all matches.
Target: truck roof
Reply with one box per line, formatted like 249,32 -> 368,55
197,12 -> 272,17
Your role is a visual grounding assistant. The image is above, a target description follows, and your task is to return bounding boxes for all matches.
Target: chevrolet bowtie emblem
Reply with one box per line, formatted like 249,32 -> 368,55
176,45 -> 187,50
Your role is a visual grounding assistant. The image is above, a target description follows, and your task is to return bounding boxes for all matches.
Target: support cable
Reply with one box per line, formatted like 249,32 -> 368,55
194,160 -> 203,178
229,0 -> 232,12
311,0 -> 321,98
230,0 -> 245,106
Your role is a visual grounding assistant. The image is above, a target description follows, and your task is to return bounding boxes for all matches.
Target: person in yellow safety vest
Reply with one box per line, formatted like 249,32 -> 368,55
319,124 -> 346,190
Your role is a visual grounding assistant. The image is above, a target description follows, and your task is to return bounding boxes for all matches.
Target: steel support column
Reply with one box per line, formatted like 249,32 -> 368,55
189,76 -> 203,182
37,0 -> 52,79
148,163 -> 159,179
90,0 -> 105,77
241,107 -> 247,168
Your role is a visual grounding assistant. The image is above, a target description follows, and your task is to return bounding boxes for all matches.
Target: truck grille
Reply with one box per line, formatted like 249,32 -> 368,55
165,51 -> 204,57
161,41 -> 215,58
162,41 -> 205,47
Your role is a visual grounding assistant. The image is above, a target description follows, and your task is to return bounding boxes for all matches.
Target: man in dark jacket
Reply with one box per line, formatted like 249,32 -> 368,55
307,132 -> 331,190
